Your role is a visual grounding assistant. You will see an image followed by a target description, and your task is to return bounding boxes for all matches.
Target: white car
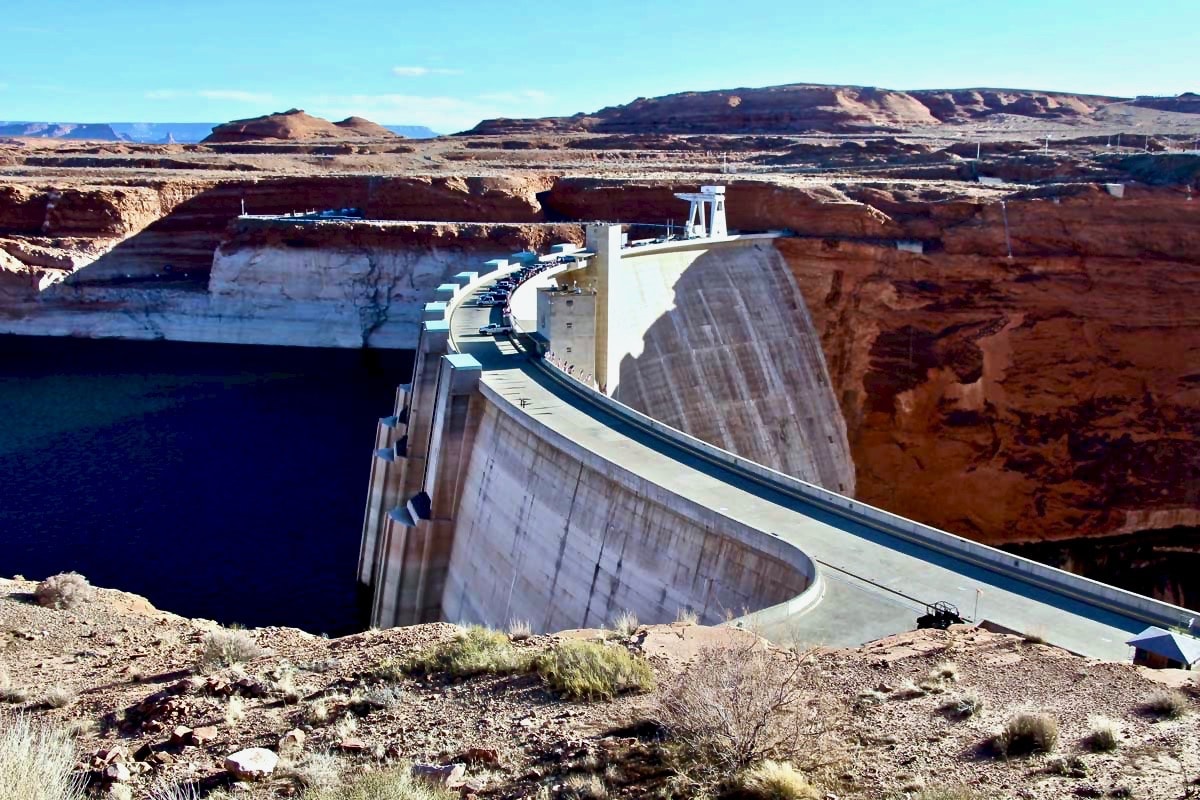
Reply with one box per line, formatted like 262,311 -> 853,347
478,323 -> 513,335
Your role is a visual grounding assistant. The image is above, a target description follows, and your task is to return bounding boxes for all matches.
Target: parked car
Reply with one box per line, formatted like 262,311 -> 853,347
478,323 -> 513,335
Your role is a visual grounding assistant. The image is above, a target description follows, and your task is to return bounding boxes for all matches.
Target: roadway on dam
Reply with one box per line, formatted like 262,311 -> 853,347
449,275 -> 1162,660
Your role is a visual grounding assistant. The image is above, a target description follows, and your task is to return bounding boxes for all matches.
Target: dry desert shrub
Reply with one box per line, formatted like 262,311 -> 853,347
281,751 -> 341,792
534,640 -> 654,700
0,715 -> 86,800
675,607 -> 699,626
308,764 -> 455,800
610,610 -> 640,639
197,628 -> 266,672
146,781 -> 201,800
0,667 -> 29,704
34,572 -> 93,610
1142,689 -> 1189,719
404,626 -> 528,678
1087,715 -> 1121,751
507,618 -> 533,641
994,711 -> 1059,757
739,760 -> 820,800
916,788 -> 987,800
657,642 -> 837,783
563,773 -> 608,799
940,689 -> 985,719
41,687 -> 75,709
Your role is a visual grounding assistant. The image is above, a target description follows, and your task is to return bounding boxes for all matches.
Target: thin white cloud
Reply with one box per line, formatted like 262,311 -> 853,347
392,66 -> 463,77
145,89 -> 275,104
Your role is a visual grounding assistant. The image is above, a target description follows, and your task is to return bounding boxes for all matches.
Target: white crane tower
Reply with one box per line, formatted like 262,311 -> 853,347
673,185 -> 727,239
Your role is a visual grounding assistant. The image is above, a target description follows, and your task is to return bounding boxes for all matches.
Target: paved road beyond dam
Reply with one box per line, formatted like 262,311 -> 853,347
358,224 -> 1197,660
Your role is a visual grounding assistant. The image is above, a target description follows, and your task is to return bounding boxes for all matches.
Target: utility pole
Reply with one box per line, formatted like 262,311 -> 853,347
240,197 -> 246,216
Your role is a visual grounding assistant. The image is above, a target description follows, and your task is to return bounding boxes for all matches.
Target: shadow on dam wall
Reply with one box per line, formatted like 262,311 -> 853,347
611,241 -> 855,494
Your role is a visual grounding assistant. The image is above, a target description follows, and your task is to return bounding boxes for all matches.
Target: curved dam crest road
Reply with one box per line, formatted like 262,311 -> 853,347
447,266 -> 1189,661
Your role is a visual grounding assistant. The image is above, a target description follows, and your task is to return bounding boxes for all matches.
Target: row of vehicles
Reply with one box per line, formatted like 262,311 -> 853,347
476,259 -> 558,336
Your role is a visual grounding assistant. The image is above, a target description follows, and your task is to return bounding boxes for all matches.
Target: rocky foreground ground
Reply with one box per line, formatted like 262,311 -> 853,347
1,575 -> 1197,800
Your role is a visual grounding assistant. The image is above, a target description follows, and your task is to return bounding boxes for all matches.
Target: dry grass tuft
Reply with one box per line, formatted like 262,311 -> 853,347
507,619 -> 533,641
34,573 -> 93,610
916,788 -> 987,800
930,661 -> 958,682
675,607 -> 699,626
738,760 -> 820,800
404,626 -> 529,678
610,610 -> 640,639
534,640 -> 654,701
197,628 -> 266,673
1087,716 -> 1120,751
224,696 -> 245,727
563,773 -> 608,799
0,715 -> 86,800
993,712 -> 1058,757
282,751 -> 341,791
0,668 -> 29,704
307,764 -> 455,800
1142,689 -> 1189,719
940,689 -> 984,719
42,687 -> 75,709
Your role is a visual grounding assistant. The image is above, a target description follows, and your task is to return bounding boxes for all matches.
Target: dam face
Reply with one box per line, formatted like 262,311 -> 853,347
359,228 -> 835,631
604,240 -> 855,494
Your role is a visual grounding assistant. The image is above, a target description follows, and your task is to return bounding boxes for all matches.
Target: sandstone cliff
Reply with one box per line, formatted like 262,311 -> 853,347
202,109 -> 397,143
469,83 -> 1126,135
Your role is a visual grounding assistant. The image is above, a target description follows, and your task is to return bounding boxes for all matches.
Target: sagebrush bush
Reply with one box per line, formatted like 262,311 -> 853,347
1142,689 -> 1188,719
658,644 -> 827,776
404,626 -> 528,678
34,573 -> 93,610
994,712 -> 1058,757
739,760 -> 820,800
196,628 -> 265,672
308,765 -> 454,800
534,640 -> 654,701
0,715 -> 86,800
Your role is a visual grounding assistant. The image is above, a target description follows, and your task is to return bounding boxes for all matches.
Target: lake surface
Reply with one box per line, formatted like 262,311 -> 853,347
0,335 -> 412,636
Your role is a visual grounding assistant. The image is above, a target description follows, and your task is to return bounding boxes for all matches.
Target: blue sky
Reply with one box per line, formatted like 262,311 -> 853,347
1,0 -> 1196,132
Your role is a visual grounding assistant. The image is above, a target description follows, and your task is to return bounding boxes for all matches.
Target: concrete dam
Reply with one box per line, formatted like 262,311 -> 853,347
356,204 -> 1197,658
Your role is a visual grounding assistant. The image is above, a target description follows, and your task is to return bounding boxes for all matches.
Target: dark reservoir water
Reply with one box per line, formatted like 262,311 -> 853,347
0,335 -> 412,636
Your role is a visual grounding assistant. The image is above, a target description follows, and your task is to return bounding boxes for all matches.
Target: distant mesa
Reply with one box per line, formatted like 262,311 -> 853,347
0,121 -> 128,141
201,109 -> 402,144
465,82 -> 1189,135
